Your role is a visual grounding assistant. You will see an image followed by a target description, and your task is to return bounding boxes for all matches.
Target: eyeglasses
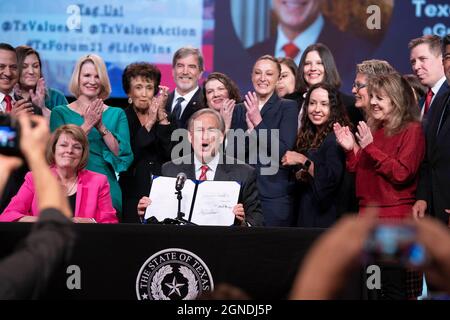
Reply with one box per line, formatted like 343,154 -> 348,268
352,82 -> 367,91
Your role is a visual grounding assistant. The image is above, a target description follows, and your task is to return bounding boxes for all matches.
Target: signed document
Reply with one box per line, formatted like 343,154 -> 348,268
145,176 -> 240,226
191,181 -> 240,225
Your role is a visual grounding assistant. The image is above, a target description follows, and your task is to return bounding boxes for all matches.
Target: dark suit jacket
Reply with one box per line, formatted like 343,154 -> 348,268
118,107 -> 174,223
233,93 -> 298,226
417,89 -> 450,224
247,18 -> 376,92
161,155 -> 264,227
234,94 -> 298,196
165,88 -> 205,130
420,81 -> 450,131
295,132 -> 346,228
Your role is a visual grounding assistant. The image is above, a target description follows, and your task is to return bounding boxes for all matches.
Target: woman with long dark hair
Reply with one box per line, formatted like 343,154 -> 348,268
282,83 -> 351,227
293,43 -> 357,127
15,46 -> 68,118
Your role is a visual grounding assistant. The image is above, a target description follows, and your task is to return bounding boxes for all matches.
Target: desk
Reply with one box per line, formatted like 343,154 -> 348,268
0,223 -> 363,300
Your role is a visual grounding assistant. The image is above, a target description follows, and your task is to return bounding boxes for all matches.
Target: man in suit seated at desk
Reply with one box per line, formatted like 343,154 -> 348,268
138,108 -> 264,227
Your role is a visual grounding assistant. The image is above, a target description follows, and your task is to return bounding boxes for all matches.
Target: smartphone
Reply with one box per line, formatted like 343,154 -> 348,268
0,114 -> 21,157
364,224 -> 427,267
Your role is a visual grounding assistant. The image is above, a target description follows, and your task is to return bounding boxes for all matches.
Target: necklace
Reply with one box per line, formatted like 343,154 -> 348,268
65,178 -> 78,196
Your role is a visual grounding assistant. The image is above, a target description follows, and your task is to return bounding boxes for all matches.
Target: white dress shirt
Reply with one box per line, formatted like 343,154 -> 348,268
0,91 -> 15,113
275,14 -> 324,65
171,87 -> 199,117
193,153 -> 220,181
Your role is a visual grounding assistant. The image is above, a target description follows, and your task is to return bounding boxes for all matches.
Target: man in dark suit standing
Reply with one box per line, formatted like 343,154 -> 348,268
0,43 -> 42,116
165,47 -> 205,130
413,34 -> 450,227
140,108 -> 264,226
246,0 -> 375,91
409,35 -> 449,127
0,43 -> 43,213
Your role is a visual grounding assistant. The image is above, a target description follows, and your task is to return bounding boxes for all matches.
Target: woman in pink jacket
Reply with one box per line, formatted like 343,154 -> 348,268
0,124 -> 118,223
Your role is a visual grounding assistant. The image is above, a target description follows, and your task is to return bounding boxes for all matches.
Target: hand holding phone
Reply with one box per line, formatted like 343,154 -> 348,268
364,224 -> 427,267
0,114 -> 21,157
11,99 -> 34,117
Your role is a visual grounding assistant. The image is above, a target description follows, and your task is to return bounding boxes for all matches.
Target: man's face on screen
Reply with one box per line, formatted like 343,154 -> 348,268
0,49 -> 18,95
173,54 -> 203,95
273,0 -> 321,35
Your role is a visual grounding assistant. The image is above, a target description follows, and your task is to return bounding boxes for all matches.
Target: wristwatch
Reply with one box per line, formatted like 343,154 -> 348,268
302,159 -> 311,171
99,127 -> 110,136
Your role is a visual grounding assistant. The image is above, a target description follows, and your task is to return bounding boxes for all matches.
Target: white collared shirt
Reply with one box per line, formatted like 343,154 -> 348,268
275,14 -> 324,65
193,153 -> 220,181
0,91 -> 15,113
171,87 -> 199,117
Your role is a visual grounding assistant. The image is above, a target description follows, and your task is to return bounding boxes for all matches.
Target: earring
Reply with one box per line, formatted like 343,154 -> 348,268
128,97 -> 132,105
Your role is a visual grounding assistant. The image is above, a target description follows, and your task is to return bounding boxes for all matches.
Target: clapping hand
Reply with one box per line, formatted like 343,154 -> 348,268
355,121 -> 373,149
244,92 -> 262,128
245,113 -> 254,133
156,85 -> 170,107
29,78 -> 46,109
83,98 -> 104,130
156,86 -> 170,123
220,98 -> 236,132
145,98 -> 159,130
333,123 -> 356,152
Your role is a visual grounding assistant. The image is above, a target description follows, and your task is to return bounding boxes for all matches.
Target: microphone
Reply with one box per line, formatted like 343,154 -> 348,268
175,172 -> 187,191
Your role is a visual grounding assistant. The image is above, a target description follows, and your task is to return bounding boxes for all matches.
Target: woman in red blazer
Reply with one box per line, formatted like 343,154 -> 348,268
0,124 -> 117,223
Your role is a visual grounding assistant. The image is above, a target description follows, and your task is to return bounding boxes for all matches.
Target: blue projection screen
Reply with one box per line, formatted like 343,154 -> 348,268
1,0 -> 449,97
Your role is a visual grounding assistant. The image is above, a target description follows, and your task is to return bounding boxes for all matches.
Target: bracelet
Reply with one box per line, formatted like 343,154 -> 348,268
158,112 -> 168,122
99,127 -> 110,136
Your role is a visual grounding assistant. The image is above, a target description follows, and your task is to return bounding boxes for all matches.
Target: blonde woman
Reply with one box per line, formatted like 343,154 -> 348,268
50,54 -> 133,217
